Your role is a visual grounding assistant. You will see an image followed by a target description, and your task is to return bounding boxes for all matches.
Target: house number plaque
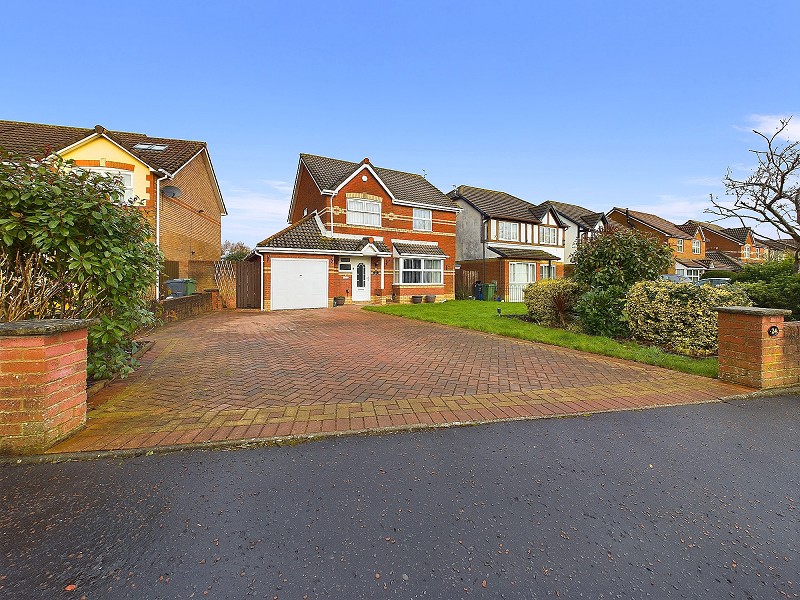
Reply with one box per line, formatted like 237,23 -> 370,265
768,326 -> 780,337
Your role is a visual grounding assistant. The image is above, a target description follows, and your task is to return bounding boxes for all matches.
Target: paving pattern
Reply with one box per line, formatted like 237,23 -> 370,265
49,307 -> 750,453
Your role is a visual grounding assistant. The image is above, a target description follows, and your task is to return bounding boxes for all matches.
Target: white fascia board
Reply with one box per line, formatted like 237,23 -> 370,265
57,133 -> 157,172
333,164 -> 396,201
390,238 -> 440,246
254,246 -> 390,257
393,251 -> 450,259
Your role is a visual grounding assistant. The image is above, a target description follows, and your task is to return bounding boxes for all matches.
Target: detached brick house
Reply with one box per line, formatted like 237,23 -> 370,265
449,185 -> 568,301
685,221 -> 764,269
0,120 -> 227,291
607,208 -> 710,281
252,154 -> 459,310
542,201 -> 607,266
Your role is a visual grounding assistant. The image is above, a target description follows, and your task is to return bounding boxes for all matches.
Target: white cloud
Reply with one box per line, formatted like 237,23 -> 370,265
220,181 -> 292,246
738,113 -> 800,140
635,194 -> 718,225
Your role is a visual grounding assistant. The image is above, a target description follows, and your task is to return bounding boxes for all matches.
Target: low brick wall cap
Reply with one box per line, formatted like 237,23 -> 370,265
714,306 -> 792,316
0,318 -> 96,337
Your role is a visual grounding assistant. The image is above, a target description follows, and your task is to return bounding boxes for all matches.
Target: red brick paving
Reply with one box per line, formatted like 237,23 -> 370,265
47,307 -> 751,454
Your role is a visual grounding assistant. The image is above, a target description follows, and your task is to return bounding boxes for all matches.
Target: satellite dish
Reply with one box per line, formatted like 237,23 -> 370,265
162,185 -> 182,198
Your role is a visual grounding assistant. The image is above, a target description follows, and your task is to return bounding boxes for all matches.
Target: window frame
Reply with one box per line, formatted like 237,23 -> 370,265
539,264 -> 557,280
692,239 -> 701,254
412,208 -> 432,232
346,197 -> 382,227
497,221 -> 520,242
338,256 -> 352,272
743,244 -> 751,259
676,239 -> 684,253
75,166 -> 137,205
538,225 -> 558,246
509,262 -> 537,284
393,257 -> 444,285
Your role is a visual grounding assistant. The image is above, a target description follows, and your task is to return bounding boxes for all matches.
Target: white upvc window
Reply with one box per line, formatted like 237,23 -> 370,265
76,167 -> 136,204
338,256 -> 351,272
498,221 -> 520,241
394,257 -> 443,284
676,239 -> 684,253
743,244 -> 751,259
346,198 -> 381,227
692,239 -> 701,254
676,268 -> 686,277
509,262 -> 537,284
412,208 -> 432,231
687,268 -> 702,282
540,264 -> 557,280
539,226 -> 558,245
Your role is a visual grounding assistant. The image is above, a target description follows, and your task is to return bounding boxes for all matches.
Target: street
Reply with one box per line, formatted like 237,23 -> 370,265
1,396 -> 798,599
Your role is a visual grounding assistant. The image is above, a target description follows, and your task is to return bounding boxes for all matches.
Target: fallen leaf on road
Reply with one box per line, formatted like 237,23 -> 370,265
64,584 -> 77,591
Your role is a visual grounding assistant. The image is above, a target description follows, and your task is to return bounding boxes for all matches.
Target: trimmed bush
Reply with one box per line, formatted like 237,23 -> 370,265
523,278 -> 580,327
732,257 -> 800,315
575,286 -> 629,338
625,280 -> 751,356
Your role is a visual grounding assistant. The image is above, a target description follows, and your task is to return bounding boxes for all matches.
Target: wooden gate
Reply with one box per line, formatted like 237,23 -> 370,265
235,261 -> 261,308
455,267 -> 480,299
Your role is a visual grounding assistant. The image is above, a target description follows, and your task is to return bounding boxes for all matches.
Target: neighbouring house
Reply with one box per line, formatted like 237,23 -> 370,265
607,208 -> 709,281
541,200 -> 607,267
685,221 -> 764,266
752,236 -> 799,262
448,185 -> 568,302
251,154 -> 459,310
0,120 -> 226,292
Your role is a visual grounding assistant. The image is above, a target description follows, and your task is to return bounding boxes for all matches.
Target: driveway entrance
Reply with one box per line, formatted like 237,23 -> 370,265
48,308 -> 749,453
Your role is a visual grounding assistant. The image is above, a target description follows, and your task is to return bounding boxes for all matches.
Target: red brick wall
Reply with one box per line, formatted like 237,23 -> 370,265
159,152 -> 223,278
717,307 -> 800,389
290,165 -> 328,223
0,326 -> 88,455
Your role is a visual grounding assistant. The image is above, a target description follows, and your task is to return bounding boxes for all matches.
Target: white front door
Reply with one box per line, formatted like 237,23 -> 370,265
352,258 -> 371,301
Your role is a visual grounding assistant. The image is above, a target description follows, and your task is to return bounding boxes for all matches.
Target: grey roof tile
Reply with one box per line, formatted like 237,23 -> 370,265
392,242 -> 447,256
488,246 -> 561,261
299,153 -> 457,210
257,215 -> 390,254
449,185 -> 543,222
544,201 -> 606,229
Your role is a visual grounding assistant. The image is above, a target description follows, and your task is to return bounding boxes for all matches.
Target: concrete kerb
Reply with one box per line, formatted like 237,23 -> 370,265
0,394 -> 735,466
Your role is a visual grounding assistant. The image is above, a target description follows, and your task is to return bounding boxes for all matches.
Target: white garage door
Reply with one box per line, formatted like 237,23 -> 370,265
270,258 -> 329,310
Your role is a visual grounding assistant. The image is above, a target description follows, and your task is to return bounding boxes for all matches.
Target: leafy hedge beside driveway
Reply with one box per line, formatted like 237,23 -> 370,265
364,301 -> 718,378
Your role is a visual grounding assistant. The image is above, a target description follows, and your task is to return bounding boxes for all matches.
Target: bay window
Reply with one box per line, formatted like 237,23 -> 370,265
393,257 -> 443,284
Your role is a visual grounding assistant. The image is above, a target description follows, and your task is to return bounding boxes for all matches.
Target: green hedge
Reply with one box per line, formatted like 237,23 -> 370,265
625,280 -> 751,356
523,278 -> 580,327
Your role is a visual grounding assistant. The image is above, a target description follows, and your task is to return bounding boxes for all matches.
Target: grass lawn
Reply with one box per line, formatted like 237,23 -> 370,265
364,300 -> 718,378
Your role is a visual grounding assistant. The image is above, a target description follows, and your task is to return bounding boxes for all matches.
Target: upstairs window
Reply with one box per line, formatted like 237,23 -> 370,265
413,208 -> 432,231
539,226 -> 558,245
498,221 -> 520,241
743,244 -> 751,259
676,239 -> 684,253
75,167 -> 136,205
692,239 -> 701,254
347,198 -> 381,227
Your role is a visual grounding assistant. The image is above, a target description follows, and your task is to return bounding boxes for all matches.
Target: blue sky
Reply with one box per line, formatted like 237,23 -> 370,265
4,1 -> 799,246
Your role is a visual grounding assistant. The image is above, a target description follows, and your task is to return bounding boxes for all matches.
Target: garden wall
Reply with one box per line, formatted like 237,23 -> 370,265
158,290 -> 219,322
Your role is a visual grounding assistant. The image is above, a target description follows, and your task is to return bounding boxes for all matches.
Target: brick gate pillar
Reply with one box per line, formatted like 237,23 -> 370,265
715,306 -> 792,389
0,319 -> 93,455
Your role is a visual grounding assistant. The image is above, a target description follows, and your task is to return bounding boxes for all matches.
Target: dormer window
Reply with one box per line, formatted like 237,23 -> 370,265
498,221 -> 520,241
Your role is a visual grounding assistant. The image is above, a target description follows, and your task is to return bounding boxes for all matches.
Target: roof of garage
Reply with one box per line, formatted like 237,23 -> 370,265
256,214 -> 391,254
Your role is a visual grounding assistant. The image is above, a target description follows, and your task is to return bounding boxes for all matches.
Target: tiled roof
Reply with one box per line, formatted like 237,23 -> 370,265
488,246 -> 561,261
675,258 -> 709,269
449,185 -> 543,223
688,221 -> 752,245
299,153 -> 458,211
676,222 -> 701,237
392,242 -> 447,256
612,208 -> 692,239
257,214 -> 390,254
754,236 -> 799,251
545,201 -> 605,230
0,120 -> 206,174
704,251 -> 745,271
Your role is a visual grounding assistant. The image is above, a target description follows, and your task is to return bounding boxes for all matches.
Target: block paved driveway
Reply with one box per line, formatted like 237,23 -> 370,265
49,307 -> 750,454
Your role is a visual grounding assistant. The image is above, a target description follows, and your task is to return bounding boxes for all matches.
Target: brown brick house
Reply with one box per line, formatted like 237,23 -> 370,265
685,221 -> 764,267
0,120 -> 226,293
449,185 -> 568,301
607,208 -> 710,280
252,154 -> 459,310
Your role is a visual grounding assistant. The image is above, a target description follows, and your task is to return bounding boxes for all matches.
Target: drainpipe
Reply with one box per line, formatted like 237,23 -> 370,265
260,252 -> 265,311
154,170 -> 171,300
329,192 -> 337,233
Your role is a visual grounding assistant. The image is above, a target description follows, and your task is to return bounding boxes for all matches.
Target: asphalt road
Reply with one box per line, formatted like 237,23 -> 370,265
1,396 -> 798,600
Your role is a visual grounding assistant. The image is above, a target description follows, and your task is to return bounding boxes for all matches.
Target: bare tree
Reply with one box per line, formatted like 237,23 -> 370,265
707,117 -> 800,271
